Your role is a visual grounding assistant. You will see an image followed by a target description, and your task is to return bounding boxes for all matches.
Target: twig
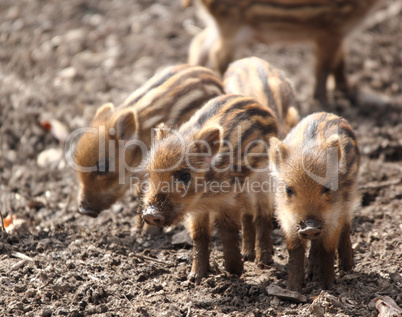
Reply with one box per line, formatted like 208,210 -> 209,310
62,193 -> 71,214
130,253 -> 168,264
0,209 -> 4,232
11,252 -> 34,262
123,293 -> 136,310
1,194 -> 6,231
360,178 -> 402,190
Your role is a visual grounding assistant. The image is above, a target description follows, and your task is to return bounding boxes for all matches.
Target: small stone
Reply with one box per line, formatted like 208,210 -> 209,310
66,260 -> 75,270
14,284 -> 27,293
37,148 -> 63,169
266,285 -> 307,303
41,307 -> 52,317
58,67 -> 77,79
26,288 -> 36,298
171,230 -> 193,246
271,296 -> 280,307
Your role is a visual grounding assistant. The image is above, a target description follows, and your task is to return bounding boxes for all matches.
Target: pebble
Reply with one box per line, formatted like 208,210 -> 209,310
14,284 -> 27,293
37,148 -> 63,169
58,67 -> 77,79
41,308 -> 52,317
26,288 -> 36,298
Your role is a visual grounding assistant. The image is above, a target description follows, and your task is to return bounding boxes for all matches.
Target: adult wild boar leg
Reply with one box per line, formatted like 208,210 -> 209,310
216,207 -> 243,277
188,212 -> 211,284
333,50 -> 349,94
314,35 -> 344,105
338,223 -> 354,272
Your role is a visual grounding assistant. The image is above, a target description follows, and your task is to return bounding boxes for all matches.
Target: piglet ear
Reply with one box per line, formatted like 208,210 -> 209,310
155,123 -> 170,142
326,134 -> 346,173
94,102 -> 114,119
112,109 -> 138,141
269,137 -> 289,171
196,124 -> 223,158
326,134 -> 341,160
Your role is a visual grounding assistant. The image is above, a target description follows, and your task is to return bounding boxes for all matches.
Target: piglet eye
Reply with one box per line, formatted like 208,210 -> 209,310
322,186 -> 332,194
285,186 -> 295,197
96,160 -> 109,175
174,169 -> 191,185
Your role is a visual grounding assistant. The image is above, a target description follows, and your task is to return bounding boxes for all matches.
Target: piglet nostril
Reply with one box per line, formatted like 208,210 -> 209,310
142,214 -> 165,227
153,218 -> 161,225
143,218 -> 151,225
298,227 -> 322,240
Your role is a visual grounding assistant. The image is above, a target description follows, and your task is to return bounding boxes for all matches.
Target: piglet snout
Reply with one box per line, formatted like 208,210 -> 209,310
142,207 -> 165,227
298,219 -> 322,240
78,200 -> 100,218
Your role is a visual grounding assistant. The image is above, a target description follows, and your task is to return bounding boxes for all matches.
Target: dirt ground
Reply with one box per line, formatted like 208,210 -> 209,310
0,0 -> 401,316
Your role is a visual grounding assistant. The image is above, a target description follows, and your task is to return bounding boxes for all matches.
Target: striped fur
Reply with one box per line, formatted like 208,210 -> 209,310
142,94 -> 279,283
187,0 -> 384,104
224,57 -> 300,138
270,112 -> 360,291
75,64 -> 224,221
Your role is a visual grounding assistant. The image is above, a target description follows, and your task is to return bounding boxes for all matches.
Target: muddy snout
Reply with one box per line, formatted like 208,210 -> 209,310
298,219 -> 322,240
142,207 -> 165,227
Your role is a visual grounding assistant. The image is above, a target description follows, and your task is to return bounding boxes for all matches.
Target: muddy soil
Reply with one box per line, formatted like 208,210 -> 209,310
0,0 -> 401,316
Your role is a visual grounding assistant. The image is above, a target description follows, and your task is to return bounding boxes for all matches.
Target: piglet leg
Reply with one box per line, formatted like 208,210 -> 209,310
188,213 -> 211,285
338,223 -> 354,272
216,208 -> 243,277
287,243 -> 305,292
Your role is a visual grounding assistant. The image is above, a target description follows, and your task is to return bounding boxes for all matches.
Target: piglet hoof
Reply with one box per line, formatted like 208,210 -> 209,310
188,270 -> 208,285
257,262 -> 270,270
339,258 -> 354,272
319,278 -> 334,290
242,252 -> 256,262
287,282 -> 303,293
306,269 -> 318,282
225,260 -> 244,277
256,254 -> 273,269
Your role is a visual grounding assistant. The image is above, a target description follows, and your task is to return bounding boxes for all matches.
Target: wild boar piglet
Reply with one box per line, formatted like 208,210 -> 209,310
142,94 -> 279,283
74,64 -> 223,233
224,56 -> 300,138
270,112 -> 360,291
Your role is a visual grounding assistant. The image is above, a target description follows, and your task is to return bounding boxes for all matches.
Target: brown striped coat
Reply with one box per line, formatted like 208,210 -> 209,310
75,64 -> 224,224
186,0 -> 384,104
269,112 -> 360,291
224,57 -> 300,138
142,94 -> 279,283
